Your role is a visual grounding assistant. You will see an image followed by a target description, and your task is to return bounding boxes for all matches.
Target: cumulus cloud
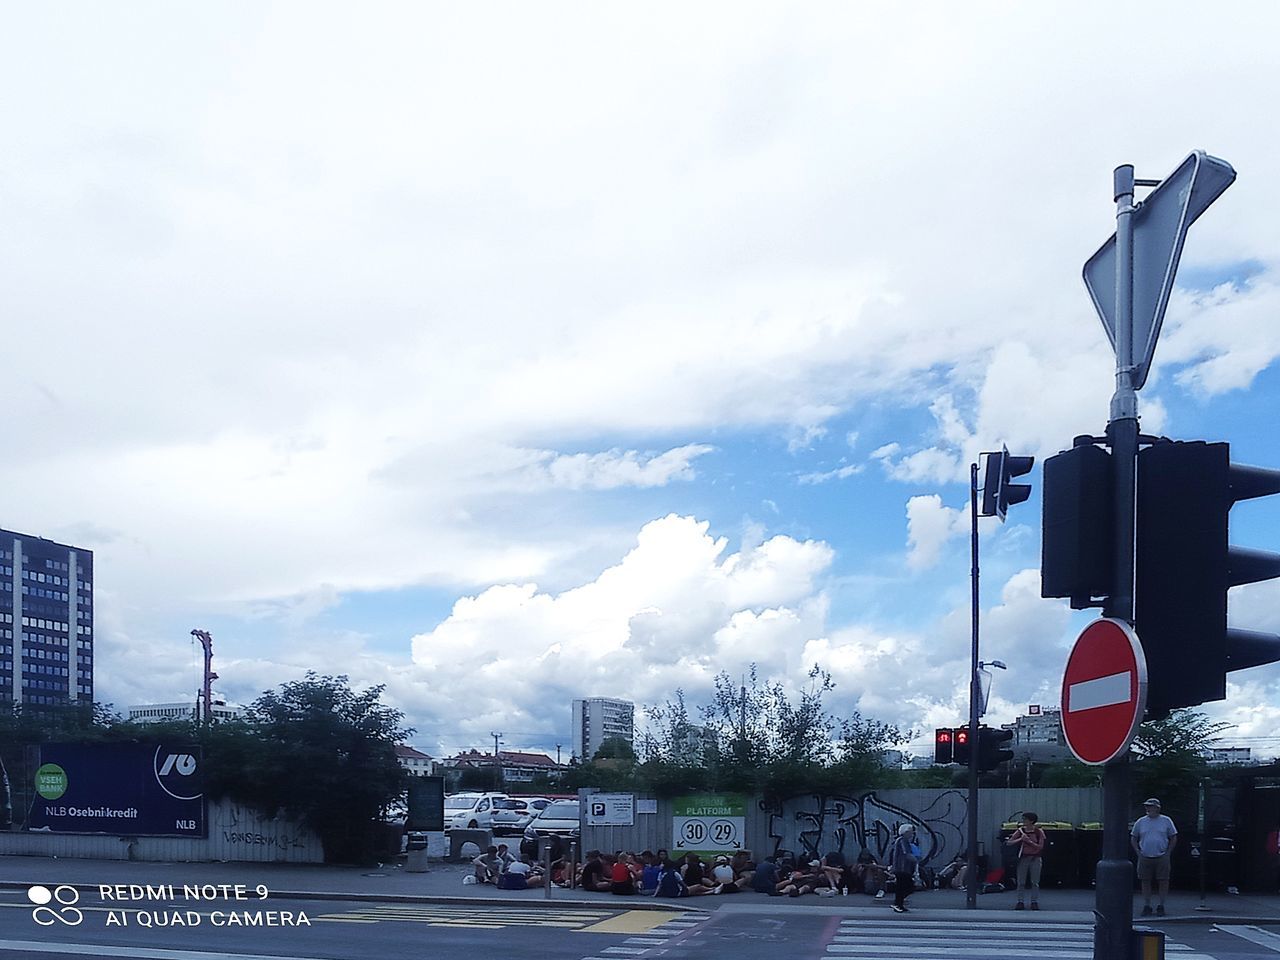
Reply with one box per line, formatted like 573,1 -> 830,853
905,495 -> 968,570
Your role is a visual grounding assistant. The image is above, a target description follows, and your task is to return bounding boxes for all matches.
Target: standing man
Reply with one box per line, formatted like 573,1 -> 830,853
890,823 -> 920,914
1131,798 -> 1178,916
1005,812 -> 1047,910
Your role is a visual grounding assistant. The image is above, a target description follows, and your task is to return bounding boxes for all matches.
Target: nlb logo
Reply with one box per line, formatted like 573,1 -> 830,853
153,747 -> 202,801
29,885 -> 82,926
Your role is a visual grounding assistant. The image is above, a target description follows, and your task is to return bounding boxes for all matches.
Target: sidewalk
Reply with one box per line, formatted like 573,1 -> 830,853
2,853 -> 1278,924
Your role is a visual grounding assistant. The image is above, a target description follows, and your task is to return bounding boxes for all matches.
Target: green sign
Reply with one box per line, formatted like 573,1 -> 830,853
672,794 -> 747,858
35,763 -> 68,801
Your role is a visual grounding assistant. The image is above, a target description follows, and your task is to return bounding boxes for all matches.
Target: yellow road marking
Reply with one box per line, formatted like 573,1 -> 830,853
577,911 -> 685,934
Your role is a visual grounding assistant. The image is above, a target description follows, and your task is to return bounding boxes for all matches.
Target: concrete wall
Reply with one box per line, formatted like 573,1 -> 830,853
0,798 -> 323,863
579,788 -> 1102,869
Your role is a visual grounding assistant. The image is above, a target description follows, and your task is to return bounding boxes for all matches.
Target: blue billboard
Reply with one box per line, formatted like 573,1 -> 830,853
28,743 -> 206,837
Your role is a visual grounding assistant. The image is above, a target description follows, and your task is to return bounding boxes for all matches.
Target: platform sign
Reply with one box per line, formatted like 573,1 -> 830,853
672,794 -> 746,858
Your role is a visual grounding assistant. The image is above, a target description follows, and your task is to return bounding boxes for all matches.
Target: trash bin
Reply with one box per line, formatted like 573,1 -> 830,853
1206,835 -> 1237,890
1039,821 -> 1077,887
1077,822 -> 1102,887
406,831 -> 430,873
1132,926 -> 1165,960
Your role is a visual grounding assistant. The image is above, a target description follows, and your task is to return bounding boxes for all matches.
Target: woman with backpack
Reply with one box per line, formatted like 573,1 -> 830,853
890,823 -> 921,913
1005,812 -> 1048,910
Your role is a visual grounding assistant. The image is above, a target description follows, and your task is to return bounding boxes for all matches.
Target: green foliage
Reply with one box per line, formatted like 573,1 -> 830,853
582,664 -> 908,799
2,675 -> 411,864
593,736 -> 637,761
1037,758 -> 1103,788
1132,708 -> 1230,805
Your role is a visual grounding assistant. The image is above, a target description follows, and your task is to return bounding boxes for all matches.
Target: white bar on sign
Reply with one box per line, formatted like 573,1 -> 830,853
1068,671 -> 1131,712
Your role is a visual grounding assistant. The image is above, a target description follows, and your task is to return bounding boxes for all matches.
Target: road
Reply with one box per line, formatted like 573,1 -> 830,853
3,887 -> 1280,960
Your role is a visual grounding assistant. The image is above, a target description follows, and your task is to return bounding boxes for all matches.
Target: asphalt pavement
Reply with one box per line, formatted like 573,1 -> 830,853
1,853 -> 1278,924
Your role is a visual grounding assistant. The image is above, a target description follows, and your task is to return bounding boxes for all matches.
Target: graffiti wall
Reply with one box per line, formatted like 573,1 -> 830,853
578,787 -> 1101,871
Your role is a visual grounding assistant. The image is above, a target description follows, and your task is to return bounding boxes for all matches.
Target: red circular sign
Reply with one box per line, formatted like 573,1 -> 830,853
1060,618 -> 1148,765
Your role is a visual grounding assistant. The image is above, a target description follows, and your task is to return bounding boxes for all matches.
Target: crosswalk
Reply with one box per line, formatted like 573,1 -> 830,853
311,903 -> 708,934
824,917 -> 1215,960
578,912 -> 710,960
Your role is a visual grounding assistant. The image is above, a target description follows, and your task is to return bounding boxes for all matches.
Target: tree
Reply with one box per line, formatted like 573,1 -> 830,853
1131,708 -> 1231,807
593,736 -> 637,762
235,673 -> 412,863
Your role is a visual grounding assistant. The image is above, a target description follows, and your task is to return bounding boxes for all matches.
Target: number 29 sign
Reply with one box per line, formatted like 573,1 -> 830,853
672,795 -> 747,857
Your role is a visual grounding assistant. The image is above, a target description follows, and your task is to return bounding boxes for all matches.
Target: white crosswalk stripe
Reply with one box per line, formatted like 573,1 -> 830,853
826,918 -> 1214,960
1215,925 -> 1280,952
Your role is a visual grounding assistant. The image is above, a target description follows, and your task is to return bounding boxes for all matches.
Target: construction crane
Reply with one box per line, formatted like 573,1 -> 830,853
190,629 -> 218,724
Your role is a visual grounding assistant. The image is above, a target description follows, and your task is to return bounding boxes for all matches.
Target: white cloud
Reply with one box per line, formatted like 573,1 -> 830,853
905,495 -> 968,570
530,444 -> 715,491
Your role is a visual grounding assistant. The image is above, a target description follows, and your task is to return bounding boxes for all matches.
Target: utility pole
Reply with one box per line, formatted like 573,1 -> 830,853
556,743 -> 561,766
965,462 -> 981,909
491,732 -> 503,790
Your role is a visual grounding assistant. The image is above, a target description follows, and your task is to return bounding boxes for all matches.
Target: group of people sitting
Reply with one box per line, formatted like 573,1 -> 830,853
471,838 -> 941,901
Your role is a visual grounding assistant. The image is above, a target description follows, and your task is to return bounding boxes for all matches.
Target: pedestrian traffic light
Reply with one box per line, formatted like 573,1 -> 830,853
1135,440 -> 1280,717
1041,440 -> 1114,608
952,726 -> 971,765
934,728 -> 954,764
977,726 -> 1014,772
981,446 -> 1035,521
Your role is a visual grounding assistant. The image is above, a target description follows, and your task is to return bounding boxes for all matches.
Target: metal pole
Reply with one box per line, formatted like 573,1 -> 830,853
965,461 -> 980,909
1097,163 -> 1138,960
1196,778 -> 1209,910
544,839 -> 552,899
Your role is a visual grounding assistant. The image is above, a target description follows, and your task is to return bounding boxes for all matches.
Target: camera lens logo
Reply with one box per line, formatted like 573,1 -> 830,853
29,885 -> 83,926
153,746 -> 202,801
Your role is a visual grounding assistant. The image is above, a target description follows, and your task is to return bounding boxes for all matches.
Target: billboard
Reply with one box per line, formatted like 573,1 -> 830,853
28,743 -> 207,837
406,776 -> 444,831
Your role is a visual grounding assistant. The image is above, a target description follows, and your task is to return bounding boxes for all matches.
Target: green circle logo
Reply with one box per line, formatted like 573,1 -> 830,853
35,764 -> 67,800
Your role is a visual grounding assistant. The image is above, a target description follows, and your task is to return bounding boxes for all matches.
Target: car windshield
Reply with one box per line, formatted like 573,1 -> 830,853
445,796 -> 478,811
541,801 -> 579,819
495,800 -> 524,810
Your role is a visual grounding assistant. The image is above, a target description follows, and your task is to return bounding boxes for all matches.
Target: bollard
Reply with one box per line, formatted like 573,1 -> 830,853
569,841 -> 578,890
1133,927 -> 1165,960
544,838 -> 553,899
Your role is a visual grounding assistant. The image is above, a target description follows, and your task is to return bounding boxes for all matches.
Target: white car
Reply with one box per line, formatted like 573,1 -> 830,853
443,792 -> 508,832
491,797 -> 552,835
525,799 -> 581,839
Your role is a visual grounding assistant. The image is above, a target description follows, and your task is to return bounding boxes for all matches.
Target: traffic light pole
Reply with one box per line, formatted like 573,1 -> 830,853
965,461 -> 980,909
1096,163 -> 1139,960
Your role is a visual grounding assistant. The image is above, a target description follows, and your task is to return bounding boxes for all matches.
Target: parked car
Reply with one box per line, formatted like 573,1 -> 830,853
443,792 -> 508,832
525,799 -> 580,840
491,797 -> 552,835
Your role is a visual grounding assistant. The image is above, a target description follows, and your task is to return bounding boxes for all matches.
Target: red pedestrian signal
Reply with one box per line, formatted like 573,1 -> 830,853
934,728 -> 954,764
953,727 -> 971,765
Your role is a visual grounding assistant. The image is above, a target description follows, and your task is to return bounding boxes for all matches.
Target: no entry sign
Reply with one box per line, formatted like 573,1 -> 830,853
1061,618 -> 1148,765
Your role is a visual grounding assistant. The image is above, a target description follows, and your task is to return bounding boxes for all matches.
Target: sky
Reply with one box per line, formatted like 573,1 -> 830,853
4,2 -> 1280,763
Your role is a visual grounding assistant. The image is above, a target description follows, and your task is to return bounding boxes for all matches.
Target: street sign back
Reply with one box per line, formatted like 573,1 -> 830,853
1083,151 -> 1236,390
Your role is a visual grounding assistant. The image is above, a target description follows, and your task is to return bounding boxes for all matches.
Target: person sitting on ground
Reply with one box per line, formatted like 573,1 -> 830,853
496,844 -> 518,871
498,857 -> 545,890
473,845 -> 503,884
851,848 -> 888,898
730,851 -> 756,891
653,854 -> 688,898
680,853 -> 716,894
937,852 -> 967,890
751,855 -> 780,895
821,850 -> 848,892
640,851 -> 660,893
777,859 -> 827,897
710,855 -> 739,894
580,850 -> 612,892
610,854 -> 636,894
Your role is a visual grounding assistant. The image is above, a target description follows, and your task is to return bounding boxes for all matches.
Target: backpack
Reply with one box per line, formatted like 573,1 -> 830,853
654,866 -> 687,898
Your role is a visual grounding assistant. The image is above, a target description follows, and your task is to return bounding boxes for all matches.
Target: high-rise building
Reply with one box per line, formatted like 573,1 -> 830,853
572,697 -> 634,761
0,529 -> 94,707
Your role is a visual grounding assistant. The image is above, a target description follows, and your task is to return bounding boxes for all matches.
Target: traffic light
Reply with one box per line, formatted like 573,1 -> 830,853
977,726 -> 1014,772
981,446 -> 1035,521
934,728 -> 954,764
952,726 -> 971,765
1135,440 -> 1280,717
1041,441 -> 1114,608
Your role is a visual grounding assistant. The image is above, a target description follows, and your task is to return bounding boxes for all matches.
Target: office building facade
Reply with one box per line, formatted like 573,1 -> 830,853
572,697 -> 634,761
0,529 -> 94,707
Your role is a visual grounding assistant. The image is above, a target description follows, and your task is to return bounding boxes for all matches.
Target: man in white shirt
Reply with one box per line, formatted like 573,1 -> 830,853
1130,798 -> 1178,916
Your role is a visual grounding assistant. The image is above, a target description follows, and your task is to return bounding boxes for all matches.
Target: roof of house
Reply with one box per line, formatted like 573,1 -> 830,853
395,745 -> 433,761
445,748 -> 561,768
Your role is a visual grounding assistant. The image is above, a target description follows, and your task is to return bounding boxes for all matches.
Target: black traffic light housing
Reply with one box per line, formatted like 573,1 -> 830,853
981,446 -> 1035,521
977,726 -> 1014,773
1136,440 -> 1280,717
934,728 -> 954,764
952,726 -> 971,765
1041,440 -> 1114,608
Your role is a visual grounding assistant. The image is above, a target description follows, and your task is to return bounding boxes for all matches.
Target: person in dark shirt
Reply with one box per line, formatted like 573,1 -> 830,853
580,850 -> 611,892
821,850 -> 847,892
751,856 -> 780,894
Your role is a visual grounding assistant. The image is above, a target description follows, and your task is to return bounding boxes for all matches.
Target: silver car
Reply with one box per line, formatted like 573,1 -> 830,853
491,797 -> 551,835
525,799 -> 580,840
